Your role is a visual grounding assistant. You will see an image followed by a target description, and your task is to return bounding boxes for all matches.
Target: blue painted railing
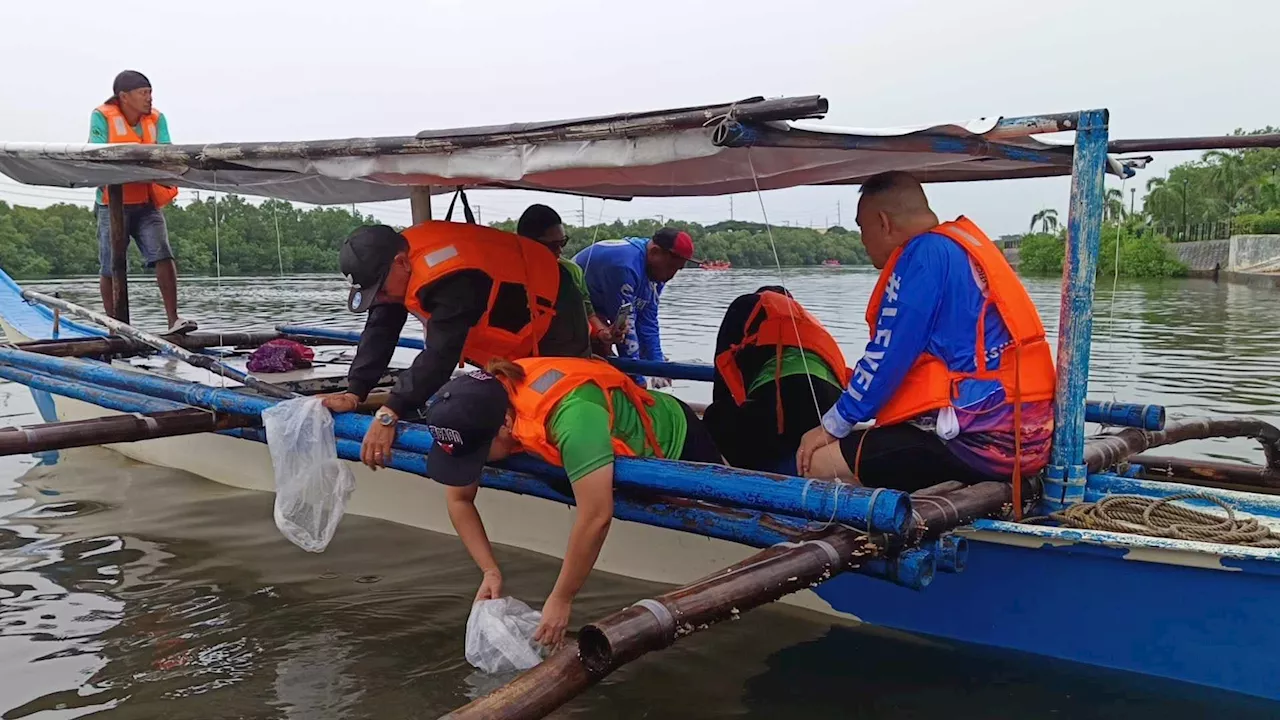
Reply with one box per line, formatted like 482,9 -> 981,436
278,324 -> 1167,431
1046,109 -> 1110,510
0,358 -> 958,590
0,347 -> 911,536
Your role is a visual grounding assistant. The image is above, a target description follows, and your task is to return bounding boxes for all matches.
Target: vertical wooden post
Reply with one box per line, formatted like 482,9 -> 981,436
1045,109 -> 1110,511
106,185 -> 130,323
409,186 -> 433,224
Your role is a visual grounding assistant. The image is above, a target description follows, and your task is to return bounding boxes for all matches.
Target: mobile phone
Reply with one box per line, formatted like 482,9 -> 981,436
614,303 -> 633,333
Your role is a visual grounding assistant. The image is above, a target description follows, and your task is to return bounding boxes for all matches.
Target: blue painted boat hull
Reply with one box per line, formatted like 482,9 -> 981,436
815,530 -> 1280,699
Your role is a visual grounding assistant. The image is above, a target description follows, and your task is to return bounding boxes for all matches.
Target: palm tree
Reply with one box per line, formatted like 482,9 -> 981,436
1204,150 -> 1253,217
1258,177 -> 1280,212
1029,208 -> 1059,234
1105,188 -> 1126,222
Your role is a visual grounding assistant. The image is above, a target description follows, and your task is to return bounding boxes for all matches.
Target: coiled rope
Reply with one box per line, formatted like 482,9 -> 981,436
1028,493 -> 1280,547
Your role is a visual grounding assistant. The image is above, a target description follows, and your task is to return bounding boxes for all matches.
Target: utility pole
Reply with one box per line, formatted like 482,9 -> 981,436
1181,177 -> 1189,242
1130,187 -> 1136,217
836,200 -> 841,226
730,196 -> 734,220
476,204 -> 483,225
580,197 -> 586,227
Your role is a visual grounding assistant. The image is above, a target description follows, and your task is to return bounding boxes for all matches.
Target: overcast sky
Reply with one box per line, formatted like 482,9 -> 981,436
1,0 -> 1276,236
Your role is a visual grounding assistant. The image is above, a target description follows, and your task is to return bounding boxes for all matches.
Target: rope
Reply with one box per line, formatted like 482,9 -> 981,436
745,149 -> 825,429
1106,177 -> 1127,404
273,203 -> 284,277
1027,493 -> 1280,547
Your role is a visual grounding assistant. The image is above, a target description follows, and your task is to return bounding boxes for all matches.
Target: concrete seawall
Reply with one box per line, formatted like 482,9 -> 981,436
1166,235 -> 1280,276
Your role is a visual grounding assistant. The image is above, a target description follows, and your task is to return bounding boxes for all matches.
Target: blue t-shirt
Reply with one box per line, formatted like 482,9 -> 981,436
821,231 -> 1015,436
573,238 -> 665,383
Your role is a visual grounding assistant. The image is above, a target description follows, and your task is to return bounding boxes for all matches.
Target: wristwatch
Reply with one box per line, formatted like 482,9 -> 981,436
375,408 -> 397,426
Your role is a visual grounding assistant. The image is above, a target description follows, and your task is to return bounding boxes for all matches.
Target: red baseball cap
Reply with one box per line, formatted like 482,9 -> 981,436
652,227 -> 701,264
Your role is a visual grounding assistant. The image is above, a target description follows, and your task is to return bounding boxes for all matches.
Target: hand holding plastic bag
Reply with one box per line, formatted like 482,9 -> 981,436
263,397 -> 356,552
465,597 -> 546,674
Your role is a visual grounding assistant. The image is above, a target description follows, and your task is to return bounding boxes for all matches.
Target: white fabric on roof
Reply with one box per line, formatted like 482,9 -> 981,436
0,119 -> 1076,205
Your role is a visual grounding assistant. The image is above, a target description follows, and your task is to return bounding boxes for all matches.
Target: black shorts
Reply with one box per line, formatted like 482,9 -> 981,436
703,376 -> 843,473
837,424 -> 993,492
673,396 -> 725,464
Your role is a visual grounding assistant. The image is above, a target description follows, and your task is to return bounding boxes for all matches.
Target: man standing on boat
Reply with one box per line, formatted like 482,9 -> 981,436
572,228 -> 696,389
320,221 -> 592,468
90,70 -> 195,335
795,172 -> 1056,492
515,204 -> 623,351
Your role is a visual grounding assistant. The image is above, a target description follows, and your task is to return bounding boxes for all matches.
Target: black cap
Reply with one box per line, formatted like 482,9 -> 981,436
420,370 -> 512,487
339,225 -> 408,312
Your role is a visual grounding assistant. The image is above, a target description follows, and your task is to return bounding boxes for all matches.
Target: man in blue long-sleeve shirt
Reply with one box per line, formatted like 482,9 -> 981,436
795,172 -> 1055,492
573,228 -> 696,388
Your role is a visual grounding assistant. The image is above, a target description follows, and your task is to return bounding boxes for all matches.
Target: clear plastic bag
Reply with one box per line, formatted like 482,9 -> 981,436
262,397 -> 356,553
465,597 -> 546,674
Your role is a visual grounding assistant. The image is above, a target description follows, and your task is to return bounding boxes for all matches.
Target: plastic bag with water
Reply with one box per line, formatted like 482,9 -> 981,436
262,397 -> 356,553
465,597 -> 546,674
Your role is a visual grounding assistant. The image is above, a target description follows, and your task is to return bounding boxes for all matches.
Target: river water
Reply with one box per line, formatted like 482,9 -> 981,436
2,268 -> 1279,719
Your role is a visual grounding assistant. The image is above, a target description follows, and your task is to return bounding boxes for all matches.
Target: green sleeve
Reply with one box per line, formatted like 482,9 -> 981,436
89,110 -> 108,143
547,384 -> 615,482
156,113 -> 171,144
559,257 -> 594,316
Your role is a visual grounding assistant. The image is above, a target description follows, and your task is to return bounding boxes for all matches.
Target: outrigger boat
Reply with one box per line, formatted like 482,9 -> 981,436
3,97 -> 1280,707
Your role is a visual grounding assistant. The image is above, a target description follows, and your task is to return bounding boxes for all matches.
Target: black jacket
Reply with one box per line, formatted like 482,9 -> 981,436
346,266 -> 590,417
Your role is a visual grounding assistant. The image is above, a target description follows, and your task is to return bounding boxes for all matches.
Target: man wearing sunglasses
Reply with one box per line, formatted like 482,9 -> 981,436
516,204 -> 622,354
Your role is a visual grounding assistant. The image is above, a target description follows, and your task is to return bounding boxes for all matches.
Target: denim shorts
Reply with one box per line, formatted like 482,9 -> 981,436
96,204 -> 175,277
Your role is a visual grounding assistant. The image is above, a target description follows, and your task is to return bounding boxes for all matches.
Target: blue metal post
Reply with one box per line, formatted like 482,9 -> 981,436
1044,109 -> 1110,510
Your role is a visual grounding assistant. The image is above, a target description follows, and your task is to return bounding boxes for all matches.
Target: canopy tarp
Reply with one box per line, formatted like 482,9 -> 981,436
0,96 -> 1118,205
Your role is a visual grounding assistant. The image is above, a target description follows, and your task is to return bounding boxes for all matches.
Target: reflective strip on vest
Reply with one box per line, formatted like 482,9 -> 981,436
424,245 -> 458,268
529,368 -> 565,394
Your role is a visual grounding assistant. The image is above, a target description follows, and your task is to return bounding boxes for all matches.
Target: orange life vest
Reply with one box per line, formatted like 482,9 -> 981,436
865,216 -> 1055,426
500,357 -> 663,467
402,221 -> 562,369
864,216 -> 1055,517
714,290 -> 852,432
96,103 -> 179,209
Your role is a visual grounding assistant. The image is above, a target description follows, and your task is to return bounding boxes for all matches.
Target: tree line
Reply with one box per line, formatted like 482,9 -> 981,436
0,196 -> 869,279
1024,126 -> 1280,244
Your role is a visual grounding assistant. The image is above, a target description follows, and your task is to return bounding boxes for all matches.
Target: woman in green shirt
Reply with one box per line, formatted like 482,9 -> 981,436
418,357 -> 722,649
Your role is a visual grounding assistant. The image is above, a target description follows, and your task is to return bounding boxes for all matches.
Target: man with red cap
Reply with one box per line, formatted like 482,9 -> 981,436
573,228 -> 698,389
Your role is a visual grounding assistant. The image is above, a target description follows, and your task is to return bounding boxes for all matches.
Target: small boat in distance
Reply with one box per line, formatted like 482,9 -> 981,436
822,259 -> 841,266
701,260 -> 732,270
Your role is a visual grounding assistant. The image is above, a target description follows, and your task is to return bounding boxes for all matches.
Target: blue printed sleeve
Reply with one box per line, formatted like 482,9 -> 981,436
822,238 -> 949,437
635,284 -> 663,363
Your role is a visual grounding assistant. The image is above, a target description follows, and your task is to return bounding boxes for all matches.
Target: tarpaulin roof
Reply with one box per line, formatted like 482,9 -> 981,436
0,96 -> 1119,205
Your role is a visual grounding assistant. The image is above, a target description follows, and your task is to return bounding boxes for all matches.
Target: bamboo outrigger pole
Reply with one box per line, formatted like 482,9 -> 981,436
19,290 -> 297,400
106,184 -> 129,323
442,529 -> 878,720
0,408 -> 255,456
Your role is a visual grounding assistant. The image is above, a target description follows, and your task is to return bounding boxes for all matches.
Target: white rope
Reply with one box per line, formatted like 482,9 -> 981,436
273,203 -> 284,277
745,148 -> 825,428
1106,177 -> 1127,403
211,171 -> 226,397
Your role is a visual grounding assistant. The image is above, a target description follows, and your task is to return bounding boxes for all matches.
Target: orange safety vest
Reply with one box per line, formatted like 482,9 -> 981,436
402,221 -> 562,369
864,216 -> 1055,517
96,103 -> 179,209
714,290 -> 852,432
500,356 -> 663,467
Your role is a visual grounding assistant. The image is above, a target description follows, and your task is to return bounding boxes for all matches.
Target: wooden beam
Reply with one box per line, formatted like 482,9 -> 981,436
107,184 -> 129,322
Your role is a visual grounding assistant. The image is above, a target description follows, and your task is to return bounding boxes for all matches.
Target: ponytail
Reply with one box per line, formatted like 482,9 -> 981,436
485,358 -> 527,385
